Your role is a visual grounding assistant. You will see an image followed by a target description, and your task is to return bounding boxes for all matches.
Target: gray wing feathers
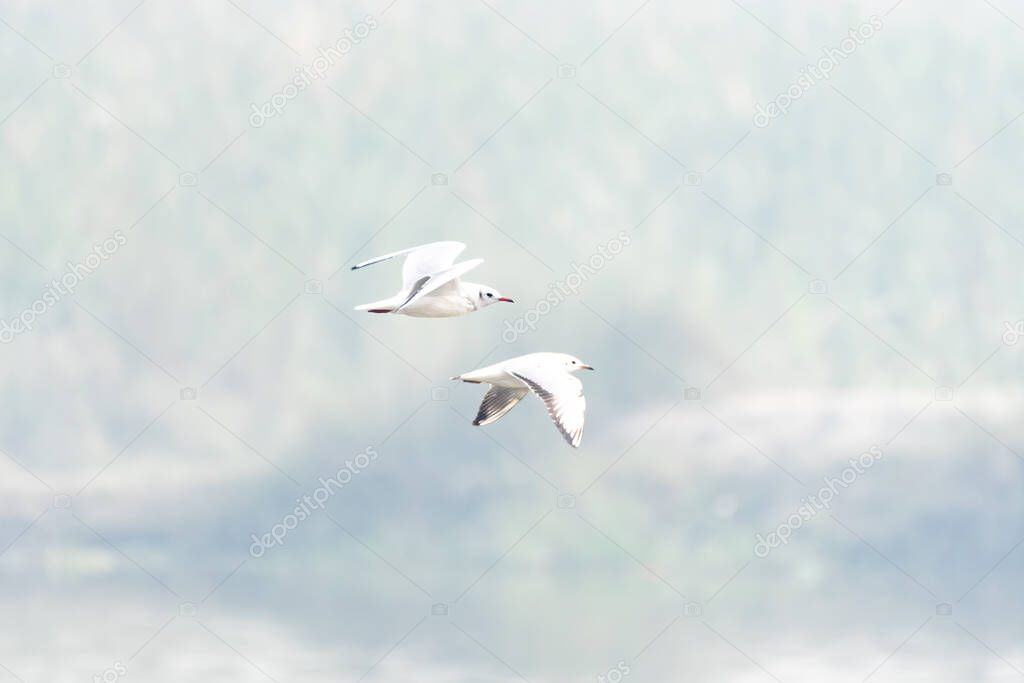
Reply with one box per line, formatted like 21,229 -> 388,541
473,386 -> 528,426
509,371 -> 586,448
395,275 -> 431,310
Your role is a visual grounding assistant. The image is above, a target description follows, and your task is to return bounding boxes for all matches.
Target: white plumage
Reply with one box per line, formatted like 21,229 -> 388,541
351,241 -> 512,317
452,352 -> 594,448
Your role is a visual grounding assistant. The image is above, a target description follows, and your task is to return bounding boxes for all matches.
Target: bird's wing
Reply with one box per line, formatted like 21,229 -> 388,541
395,258 -> 483,311
473,386 -> 529,426
401,242 -> 466,288
351,241 -> 466,288
508,368 -> 587,448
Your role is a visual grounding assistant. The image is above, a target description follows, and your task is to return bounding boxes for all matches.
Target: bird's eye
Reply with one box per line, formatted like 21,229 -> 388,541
486,293 -> 493,298
572,360 -> 577,364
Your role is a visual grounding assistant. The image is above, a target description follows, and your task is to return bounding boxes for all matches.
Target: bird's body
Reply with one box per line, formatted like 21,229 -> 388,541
453,352 -> 594,448
356,280 -> 493,317
352,241 -> 512,317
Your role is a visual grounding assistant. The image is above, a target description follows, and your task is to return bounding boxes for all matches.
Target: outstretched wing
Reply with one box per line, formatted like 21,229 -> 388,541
401,242 -> 466,289
351,241 -> 466,290
473,386 -> 528,426
395,258 -> 483,311
508,368 -> 587,448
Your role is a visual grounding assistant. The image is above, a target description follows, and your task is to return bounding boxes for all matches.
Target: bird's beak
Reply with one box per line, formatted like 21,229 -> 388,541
581,364 -> 595,370
498,297 -> 514,303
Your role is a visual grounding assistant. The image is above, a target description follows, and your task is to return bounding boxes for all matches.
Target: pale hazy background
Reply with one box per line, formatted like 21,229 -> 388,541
2,1 -> 1024,681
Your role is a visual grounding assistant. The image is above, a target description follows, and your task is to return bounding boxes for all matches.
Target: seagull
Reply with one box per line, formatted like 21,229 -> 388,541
351,241 -> 513,317
452,352 -> 594,448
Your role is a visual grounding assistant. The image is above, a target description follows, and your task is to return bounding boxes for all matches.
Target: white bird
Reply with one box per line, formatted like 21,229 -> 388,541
351,241 -> 513,317
452,352 -> 594,448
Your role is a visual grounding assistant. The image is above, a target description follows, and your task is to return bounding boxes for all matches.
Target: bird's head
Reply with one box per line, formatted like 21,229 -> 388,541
562,354 -> 595,372
477,286 -> 514,307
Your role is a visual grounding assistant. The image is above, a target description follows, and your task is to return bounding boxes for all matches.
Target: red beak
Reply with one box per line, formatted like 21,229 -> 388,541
498,297 -> 514,303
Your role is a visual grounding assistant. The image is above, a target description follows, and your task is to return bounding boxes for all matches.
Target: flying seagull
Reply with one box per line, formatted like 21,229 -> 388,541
452,352 -> 594,448
352,241 -> 513,317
